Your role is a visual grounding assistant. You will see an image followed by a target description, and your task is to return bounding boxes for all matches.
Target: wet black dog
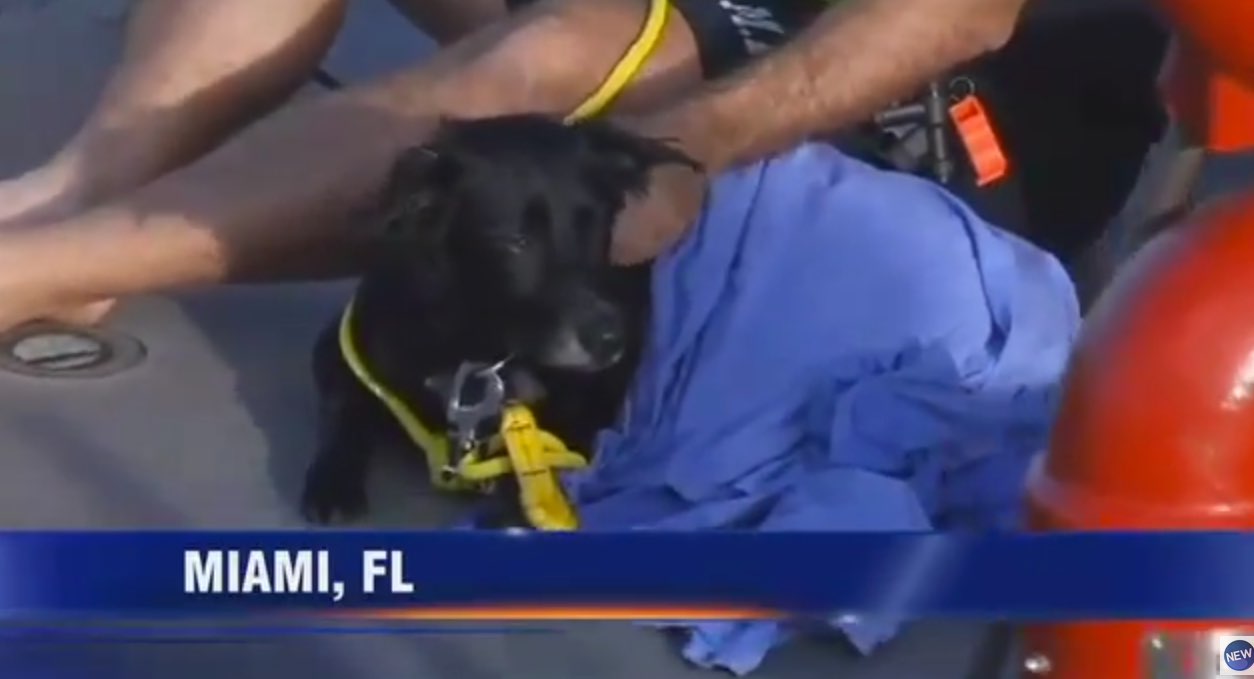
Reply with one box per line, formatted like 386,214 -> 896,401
302,114 -> 697,525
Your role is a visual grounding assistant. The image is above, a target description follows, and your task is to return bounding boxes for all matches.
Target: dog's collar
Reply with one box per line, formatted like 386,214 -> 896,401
337,296 -> 586,530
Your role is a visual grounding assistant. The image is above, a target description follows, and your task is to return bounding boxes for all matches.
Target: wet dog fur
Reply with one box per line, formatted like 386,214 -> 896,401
302,114 -> 697,525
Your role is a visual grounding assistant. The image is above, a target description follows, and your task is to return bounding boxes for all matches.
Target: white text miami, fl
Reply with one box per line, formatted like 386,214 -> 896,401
183,549 -> 416,602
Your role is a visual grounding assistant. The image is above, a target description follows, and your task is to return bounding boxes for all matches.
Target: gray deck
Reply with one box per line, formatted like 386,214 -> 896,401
0,1 -> 1018,677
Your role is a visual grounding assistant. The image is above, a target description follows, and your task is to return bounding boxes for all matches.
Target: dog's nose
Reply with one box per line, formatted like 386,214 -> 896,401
576,310 -> 626,364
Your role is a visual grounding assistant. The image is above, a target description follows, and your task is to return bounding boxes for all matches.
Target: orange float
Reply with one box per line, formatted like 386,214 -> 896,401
1022,189 -> 1254,678
1157,0 -> 1254,152
1160,41 -> 1254,153
1156,0 -> 1254,86
1036,191 -> 1254,536
1019,1 -> 1254,674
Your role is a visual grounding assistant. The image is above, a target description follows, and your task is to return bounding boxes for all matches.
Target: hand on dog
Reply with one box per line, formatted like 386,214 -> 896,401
609,159 -> 707,265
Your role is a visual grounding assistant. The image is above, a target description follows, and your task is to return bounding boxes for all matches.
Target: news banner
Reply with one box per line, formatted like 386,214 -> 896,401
0,531 -> 1249,622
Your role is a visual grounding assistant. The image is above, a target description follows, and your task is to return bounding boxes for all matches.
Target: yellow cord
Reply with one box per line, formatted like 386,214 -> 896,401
565,0 -> 670,123
338,0 -> 667,528
338,298 -> 473,492
339,299 -> 589,487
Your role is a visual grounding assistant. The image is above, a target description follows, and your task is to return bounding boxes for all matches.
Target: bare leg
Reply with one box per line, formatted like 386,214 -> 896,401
0,0 -> 700,329
0,0 -> 351,227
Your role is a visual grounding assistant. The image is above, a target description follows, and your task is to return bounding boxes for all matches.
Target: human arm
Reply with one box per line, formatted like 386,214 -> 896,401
641,0 -> 1030,173
610,0 -> 1030,262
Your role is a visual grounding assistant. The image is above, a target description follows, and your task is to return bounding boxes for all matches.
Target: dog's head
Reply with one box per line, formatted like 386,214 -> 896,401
375,114 -> 698,372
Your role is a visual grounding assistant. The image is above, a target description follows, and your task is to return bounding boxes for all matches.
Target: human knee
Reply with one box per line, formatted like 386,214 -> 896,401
458,0 -> 821,114
491,0 -> 823,80
433,0 -> 652,114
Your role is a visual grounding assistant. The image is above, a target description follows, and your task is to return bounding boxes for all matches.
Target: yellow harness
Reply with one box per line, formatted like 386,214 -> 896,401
338,0 -> 670,531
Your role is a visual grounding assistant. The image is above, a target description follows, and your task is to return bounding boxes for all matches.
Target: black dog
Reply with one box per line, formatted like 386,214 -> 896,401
302,114 -> 697,526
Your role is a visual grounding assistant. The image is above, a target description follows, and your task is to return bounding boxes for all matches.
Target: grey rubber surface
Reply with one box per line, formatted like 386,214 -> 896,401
0,1 -> 1021,677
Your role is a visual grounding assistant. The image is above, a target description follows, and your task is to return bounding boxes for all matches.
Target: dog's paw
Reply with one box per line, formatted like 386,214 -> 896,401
301,460 -> 368,525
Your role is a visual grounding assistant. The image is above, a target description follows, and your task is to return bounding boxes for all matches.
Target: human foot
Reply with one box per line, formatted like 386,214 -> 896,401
0,245 -> 116,331
0,179 -> 117,331
0,277 -> 116,334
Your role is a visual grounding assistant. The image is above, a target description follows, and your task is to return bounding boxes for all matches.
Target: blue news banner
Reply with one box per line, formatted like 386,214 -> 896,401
0,532 -> 1250,620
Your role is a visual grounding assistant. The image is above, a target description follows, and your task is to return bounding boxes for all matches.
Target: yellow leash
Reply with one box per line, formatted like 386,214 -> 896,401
564,0 -> 670,123
339,299 -> 590,492
339,0 -> 669,530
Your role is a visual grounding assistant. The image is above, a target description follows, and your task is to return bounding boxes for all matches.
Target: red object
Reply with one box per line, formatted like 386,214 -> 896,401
1157,0 -> 1254,87
1161,40 -> 1254,152
1157,0 -> 1254,151
1021,4 -> 1254,674
1022,190 -> 1254,677
948,95 -> 1008,186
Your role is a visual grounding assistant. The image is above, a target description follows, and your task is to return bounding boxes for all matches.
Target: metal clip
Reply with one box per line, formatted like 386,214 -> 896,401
445,358 -> 509,461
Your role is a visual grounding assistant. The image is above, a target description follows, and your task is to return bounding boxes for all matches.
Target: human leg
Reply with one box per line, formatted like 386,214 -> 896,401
0,0 -> 818,330
0,0 -> 351,227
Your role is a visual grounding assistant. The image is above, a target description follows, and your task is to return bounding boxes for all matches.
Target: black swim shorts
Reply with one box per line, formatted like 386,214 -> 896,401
505,0 -> 824,78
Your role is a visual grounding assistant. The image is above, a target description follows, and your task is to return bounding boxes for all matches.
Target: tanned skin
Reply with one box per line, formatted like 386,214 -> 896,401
614,0 -> 1029,263
0,0 -> 1030,329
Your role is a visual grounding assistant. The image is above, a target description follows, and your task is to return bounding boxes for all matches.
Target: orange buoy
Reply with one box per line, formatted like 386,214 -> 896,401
1022,189 -> 1254,677
1157,0 -> 1254,152
1021,4 -> 1254,673
1160,40 -> 1254,152
1157,0 -> 1254,86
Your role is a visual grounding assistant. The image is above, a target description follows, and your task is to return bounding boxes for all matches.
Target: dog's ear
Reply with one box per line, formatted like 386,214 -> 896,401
377,145 -> 459,242
578,121 -> 702,193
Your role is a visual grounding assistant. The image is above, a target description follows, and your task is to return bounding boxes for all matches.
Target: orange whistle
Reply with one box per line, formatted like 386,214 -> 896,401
948,95 -> 1008,187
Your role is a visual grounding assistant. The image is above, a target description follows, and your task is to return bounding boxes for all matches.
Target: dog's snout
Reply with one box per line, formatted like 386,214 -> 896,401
526,292 -> 628,372
576,308 -> 626,364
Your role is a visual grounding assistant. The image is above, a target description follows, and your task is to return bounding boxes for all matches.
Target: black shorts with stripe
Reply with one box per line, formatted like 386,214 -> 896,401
505,0 -> 825,79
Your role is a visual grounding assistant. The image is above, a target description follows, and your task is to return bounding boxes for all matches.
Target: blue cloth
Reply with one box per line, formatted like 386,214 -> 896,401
562,143 -> 1080,674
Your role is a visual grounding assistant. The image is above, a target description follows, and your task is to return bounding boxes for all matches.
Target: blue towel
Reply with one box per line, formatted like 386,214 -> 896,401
561,143 -> 1080,674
